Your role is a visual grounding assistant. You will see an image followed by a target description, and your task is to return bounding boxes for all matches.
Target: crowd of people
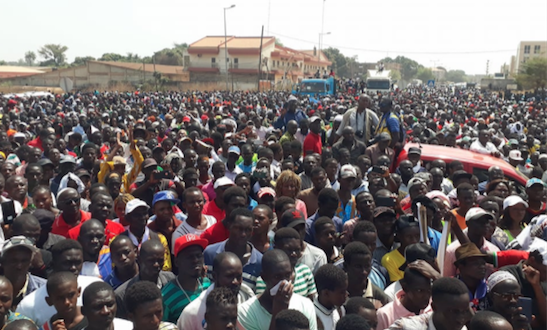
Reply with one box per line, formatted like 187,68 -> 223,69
0,85 -> 544,330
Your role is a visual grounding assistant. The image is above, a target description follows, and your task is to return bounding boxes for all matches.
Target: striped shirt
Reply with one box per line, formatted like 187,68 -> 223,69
161,277 -> 211,324
254,264 -> 317,297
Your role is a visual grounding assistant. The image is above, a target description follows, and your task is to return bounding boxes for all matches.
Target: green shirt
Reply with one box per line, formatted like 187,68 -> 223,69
161,277 -> 211,323
255,264 -> 317,297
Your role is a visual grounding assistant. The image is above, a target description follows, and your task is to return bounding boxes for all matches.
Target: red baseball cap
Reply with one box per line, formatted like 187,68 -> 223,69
182,116 -> 191,123
174,234 -> 208,257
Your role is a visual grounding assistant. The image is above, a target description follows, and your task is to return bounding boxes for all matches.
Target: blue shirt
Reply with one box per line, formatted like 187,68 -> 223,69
203,240 -> 262,291
428,227 -> 442,254
370,259 -> 389,290
305,212 -> 344,245
274,110 -> 308,131
104,269 -> 126,290
238,162 -> 256,174
248,197 -> 258,211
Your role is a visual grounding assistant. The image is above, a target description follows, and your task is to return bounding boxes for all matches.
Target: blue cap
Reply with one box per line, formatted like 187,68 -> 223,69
152,190 -> 180,207
526,178 -> 546,189
228,146 -> 240,155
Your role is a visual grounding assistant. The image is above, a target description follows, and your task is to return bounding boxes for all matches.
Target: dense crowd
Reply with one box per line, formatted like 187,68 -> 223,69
0,85 -> 545,330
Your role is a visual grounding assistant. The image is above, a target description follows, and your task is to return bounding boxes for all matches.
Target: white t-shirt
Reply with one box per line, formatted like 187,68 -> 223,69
177,283 -> 254,330
17,275 -> 102,326
238,294 -> 318,330
299,243 -> 327,274
314,297 -> 343,330
171,215 -> 217,252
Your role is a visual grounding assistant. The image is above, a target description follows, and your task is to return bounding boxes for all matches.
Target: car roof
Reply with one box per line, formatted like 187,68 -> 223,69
404,143 -> 528,184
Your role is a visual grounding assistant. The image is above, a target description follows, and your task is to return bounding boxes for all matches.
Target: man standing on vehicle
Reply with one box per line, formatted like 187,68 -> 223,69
330,94 -> 378,145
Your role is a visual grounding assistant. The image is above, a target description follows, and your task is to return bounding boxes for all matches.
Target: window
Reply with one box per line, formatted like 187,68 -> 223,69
211,58 -> 216,63
234,58 -> 238,64
534,45 -> 541,54
524,45 -> 530,54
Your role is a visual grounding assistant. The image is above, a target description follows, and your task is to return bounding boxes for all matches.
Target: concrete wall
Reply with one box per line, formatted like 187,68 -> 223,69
0,62 -> 189,89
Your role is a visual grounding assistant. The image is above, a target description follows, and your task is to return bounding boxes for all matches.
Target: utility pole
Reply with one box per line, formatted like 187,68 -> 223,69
257,25 -> 264,91
224,5 -> 236,91
486,60 -> 490,76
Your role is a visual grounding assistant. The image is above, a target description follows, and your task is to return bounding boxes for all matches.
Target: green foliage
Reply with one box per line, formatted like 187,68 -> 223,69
445,70 -> 467,83
323,47 -> 348,77
416,67 -> 434,82
0,60 -> 6,65
515,57 -> 547,91
24,51 -> 36,66
71,56 -> 96,66
389,70 -> 401,82
275,38 -> 284,47
380,56 -> 420,82
38,44 -> 68,66
98,53 -> 125,62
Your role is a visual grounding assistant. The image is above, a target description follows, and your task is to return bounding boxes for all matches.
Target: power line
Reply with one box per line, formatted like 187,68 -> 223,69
269,31 -> 515,55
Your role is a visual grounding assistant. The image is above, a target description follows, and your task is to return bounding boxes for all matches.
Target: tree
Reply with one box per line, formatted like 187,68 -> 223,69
38,44 -> 68,66
72,56 -> 96,66
515,57 -> 547,91
98,53 -> 125,62
24,51 -> 36,66
445,70 -> 467,83
275,38 -> 284,47
389,70 -> 401,82
416,67 -> 434,82
323,47 -> 348,77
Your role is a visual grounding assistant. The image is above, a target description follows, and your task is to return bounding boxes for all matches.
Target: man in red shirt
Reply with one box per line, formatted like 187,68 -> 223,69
52,188 -> 92,238
303,116 -> 323,156
201,186 -> 247,245
68,193 -> 124,244
203,177 -> 234,222
28,129 -> 52,152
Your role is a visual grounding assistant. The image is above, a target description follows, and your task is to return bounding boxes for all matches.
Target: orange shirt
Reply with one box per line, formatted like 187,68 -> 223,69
451,208 -> 467,230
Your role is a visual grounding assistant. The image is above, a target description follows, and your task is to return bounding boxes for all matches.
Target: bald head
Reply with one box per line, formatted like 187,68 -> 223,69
213,252 -> 242,275
79,218 -> 105,236
140,239 -> 164,257
57,187 -> 79,201
11,213 -> 40,235
4,320 -> 38,330
470,311 -> 512,330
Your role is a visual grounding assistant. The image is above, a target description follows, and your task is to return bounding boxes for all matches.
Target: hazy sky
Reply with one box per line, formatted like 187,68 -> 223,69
1,0 -> 546,75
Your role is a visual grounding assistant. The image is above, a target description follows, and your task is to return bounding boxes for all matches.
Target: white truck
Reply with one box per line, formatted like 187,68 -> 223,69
365,69 -> 392,94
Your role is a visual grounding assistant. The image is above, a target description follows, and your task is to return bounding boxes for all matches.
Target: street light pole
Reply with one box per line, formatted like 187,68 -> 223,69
318,32 -> 331,76
224,4 -> 235,91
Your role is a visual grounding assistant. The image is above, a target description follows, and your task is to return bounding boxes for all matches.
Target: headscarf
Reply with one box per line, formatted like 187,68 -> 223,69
59,173 -> 85,195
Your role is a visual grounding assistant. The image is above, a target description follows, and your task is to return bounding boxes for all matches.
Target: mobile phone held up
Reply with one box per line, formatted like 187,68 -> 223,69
153,170 -> 174,181
1,200 -> 16,225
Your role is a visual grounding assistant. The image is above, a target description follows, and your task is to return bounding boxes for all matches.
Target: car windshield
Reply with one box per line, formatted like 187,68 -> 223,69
301,82 -> 326,93
367,80 -> 390,90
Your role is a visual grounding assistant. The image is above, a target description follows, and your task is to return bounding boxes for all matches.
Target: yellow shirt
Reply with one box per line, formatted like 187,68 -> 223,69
381,248 -> 405,282
98,146 -> 144,193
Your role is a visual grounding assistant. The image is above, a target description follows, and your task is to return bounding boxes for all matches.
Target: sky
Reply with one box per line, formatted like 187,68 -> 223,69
1,0 -> 546,75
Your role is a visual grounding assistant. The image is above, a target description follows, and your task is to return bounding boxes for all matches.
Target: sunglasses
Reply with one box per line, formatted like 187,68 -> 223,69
64,197 -> 80,205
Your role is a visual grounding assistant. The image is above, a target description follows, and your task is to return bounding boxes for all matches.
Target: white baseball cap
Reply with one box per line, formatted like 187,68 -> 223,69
214,176 -> 235,190
509,150 -> 523,161
125,199 -> 150,215
465,207 -> 495,222
503,195 -> 529,210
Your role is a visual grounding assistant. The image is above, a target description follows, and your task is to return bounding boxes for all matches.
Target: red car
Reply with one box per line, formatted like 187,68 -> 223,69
403,143 -> 528,194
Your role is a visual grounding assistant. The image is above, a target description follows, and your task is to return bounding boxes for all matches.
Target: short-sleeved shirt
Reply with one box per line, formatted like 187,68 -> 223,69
200,221 -> 230,246
161,277 -> 211,324
68,219 -> 125,244
303,132 -> 322,156
238,294 -> 318,330
203,241 -> 262,291
202,200 -> 225,223
255,264 -> 316,297
52,210 -> 92,238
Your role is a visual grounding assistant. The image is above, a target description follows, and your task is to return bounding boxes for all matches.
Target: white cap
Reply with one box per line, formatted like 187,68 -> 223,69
527,238 -> 547,266
340,164 -> 357,179
214,176 -> 235,189
125,199 -> 150,215
503,195 -> 529,210
309,116 -> 321,123
509,150 -> 523,161
465,207 -> 495,222
334,115 -> 343,122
